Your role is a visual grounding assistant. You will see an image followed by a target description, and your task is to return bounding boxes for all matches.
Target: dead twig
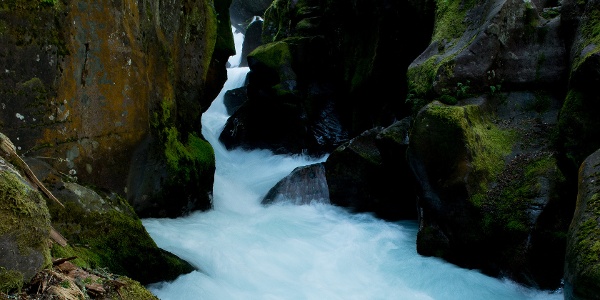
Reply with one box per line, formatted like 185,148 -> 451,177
0,133 -> 65,208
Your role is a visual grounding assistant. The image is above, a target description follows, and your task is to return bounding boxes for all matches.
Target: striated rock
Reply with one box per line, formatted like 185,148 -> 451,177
564,148 -> 600,300
261,162 -> 329,205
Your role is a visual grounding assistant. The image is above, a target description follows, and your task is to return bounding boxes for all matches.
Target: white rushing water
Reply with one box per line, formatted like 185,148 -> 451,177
142,27 -> 564,300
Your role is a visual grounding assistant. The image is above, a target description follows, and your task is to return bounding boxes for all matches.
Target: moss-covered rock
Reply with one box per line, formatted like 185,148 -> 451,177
19,157 -> 196,285
406,0 -> 567,113
127,98 -> 216,218
0,159 -> 52,293
408,94 -> 569,288
564,148 -> 600,300
46,180 -> 195,285
557,1 -> 600,176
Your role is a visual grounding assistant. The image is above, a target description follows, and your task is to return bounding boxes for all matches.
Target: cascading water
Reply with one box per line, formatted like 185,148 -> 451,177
142,26 -> 564,300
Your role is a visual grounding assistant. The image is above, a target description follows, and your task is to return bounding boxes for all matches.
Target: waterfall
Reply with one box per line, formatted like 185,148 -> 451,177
142,26 -> 563,300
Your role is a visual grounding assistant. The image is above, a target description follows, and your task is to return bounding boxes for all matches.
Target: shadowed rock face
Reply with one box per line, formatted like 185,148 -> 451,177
408,93 -> 571,289
0,0 -> 234,217
564,148 -> 600,300
230,0 -> 273,32
219,0 -> 434,157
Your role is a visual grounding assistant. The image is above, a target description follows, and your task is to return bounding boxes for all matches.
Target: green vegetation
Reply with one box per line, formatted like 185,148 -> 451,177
432,0 -> 479,43
464,106 -> 516,190
0,267 -> 24,293
572,9 -> 600,72
484,155 -> 559,234
48,189 -> 195,284
248,41 -> 293,72
0,170 -> 52,292
574,192 -> 600,265
0,171 -> 51,262
154,99 -> 215,184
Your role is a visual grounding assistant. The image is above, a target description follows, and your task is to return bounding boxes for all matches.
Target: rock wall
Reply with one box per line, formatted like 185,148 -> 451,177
0,0 -> 234,217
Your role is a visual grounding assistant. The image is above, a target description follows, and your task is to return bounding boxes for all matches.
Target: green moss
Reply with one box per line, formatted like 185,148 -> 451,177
407,55 -> 438,98
572,9 -> 600,72
248,41 -> 293,71
213,0 -> 235,57
0,171 -> 51,262
0,267 -> 24,293
541,7 -> 560,19
558,90 -> 600,170
576,218 -> 600,267
49,192 -> 194,284
479,155 -> 561,238
432,0 -> 478,42
154,98 -> 215,183
165,129 -> 214,182
39,0 -> 57,7
50,243 -> 95,269
1,0 -> 68,55
262,0 -> 293,43
440,95 -> 458,105
107,277 -> 159,300
465,106 -> 515,187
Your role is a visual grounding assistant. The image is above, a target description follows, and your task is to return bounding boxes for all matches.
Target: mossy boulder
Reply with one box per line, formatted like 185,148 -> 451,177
408,95 -> 570,288
557,0 -> 600,176
406,0 -> 567,113
24,158 -> 195,285
564,148 -> 600,300
0,158 -> 52,293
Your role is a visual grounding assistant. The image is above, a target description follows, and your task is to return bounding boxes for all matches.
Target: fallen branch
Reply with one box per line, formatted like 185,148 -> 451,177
52,256 -> 78,266
0,133 -> 65,208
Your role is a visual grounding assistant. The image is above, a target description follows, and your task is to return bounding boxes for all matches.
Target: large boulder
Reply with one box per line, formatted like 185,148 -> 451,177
408,95 -> 570,289
220,38 -> 348,156
564,148 -> 600,300
325,125 -> 417,221
0,158 -> 52,293
406,0 -> 566,113
557,0 -> 600,177
25,158 -> 195,285
0,0 -> 234,218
